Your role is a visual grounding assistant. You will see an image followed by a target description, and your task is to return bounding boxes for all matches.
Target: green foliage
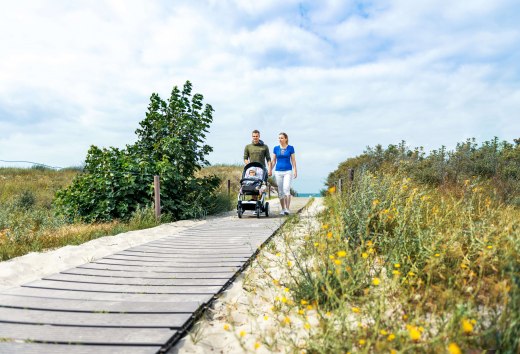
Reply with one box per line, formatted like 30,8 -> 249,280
327,137 -> 520,204
54,81 -> 221,222
14,190 -> 36,210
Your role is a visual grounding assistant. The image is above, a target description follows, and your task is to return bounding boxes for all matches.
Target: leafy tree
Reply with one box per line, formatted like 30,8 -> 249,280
55,81 -> 220,222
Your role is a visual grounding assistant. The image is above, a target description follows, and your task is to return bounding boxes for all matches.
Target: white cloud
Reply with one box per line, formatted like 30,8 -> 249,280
0,1 -> 519,192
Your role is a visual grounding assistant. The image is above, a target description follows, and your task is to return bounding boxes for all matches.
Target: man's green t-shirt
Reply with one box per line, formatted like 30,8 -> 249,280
244,142 -> 271,167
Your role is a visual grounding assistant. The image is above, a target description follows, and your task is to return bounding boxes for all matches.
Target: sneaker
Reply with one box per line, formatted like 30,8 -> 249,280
284,209 -> 290,215
279,210 -> 286,215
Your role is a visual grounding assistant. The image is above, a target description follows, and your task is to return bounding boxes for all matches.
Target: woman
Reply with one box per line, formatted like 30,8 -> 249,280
269,132 -> 297,215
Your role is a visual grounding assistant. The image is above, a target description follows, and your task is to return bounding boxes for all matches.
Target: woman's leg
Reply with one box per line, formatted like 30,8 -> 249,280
275,172 -> 286,211
283,171 -> 292,210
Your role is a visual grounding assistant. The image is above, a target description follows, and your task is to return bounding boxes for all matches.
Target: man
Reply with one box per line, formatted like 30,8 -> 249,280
243,130 -> 271,169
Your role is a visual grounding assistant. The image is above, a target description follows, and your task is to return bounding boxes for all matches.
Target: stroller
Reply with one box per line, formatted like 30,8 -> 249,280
237,162 -> 269,218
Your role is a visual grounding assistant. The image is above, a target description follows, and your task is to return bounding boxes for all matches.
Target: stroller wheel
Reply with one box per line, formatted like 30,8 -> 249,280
237,208 -> 243,218
265,202 -> 269,217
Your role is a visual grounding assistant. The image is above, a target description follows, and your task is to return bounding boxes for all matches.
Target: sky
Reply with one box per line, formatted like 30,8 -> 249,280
1,1 -> 519,193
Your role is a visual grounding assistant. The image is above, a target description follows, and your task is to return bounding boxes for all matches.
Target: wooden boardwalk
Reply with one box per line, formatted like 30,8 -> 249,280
0,198 -> 309,354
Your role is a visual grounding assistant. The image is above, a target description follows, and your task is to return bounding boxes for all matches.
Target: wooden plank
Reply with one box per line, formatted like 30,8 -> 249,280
3,287 -> 213,302
113,252 -> 249,260
61,268 -> 235,279
0,294 -> 201,313
0,343 -> 161,354
0,322 -> 175,345
78,263 -> 240,273
123,248 -> 254,256
44,273 -> 229,286
22,280 -> 223,294
0,307 -> 191,328
97,257 -> 246,266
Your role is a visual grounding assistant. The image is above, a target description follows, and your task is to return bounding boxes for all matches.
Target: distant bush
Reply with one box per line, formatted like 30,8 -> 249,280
54,81 -> 220,222
327,137 -> 520,204
14,190 -> 36,210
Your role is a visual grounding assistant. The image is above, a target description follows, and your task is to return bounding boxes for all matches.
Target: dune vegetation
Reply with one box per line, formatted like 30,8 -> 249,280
0,164 -> 238,261
253,138 -> 519,353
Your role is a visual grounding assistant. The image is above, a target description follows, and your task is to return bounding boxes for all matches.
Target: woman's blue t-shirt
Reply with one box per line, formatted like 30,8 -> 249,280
274,145 -> 295,171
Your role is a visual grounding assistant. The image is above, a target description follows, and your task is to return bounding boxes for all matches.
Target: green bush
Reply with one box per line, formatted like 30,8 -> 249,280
327,138 -> 520,204
54,81 -> 220,222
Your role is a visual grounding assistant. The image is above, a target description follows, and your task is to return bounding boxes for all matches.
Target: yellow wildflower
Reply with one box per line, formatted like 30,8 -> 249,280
223,324 -> 230,331
380,329 -> 388,335
301,299 -> 308,305
352,307 -> 361,313
329,254 -> 335,260
334,259 -> 342,265
461,318 -> 474,333
408,271 -> 415,276
392,270 -> 401,276
337,250 -> 347,258
304,322 -> 311,330
372,199 -> 380,207
448,343 -> 461,354
239,330 -> 246,337
372,277 -> 381,286
281,297 -> 287,303
284,287 -> 290,293
434,253 -> 440,257
275,252 -> 281,257
314,242 -> 319,247
387,334 -> 396,341
366,240 -> 373,246
327,231 -> 333,238
328,186 -> 336,194
306,305 -> 313,311
407,325 -> 421,341
362,252 -> 369,259
254,342 -> 261,350
283,316 -> 291,324
263,315 -> 269,321
298,309 -> 305,315
359,339 -> 366,345
394,263 -> 401,268
287,261 -> 293,267
487,245 -> 493,249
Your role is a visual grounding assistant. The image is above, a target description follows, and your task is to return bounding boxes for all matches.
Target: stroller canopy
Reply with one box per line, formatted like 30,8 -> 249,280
242,162 -> 268,182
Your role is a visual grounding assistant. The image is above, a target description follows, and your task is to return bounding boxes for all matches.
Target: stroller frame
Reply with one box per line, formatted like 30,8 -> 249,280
237,162 -> 269,218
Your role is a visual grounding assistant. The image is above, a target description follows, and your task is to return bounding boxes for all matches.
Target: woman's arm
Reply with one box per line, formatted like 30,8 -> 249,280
291,153 -> 297,179
269,153 -> 276,176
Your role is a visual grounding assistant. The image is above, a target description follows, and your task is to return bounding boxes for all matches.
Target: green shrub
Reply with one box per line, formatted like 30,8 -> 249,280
54,81 -> 221,222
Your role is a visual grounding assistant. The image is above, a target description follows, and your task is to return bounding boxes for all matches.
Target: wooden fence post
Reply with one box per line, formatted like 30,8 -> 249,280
154,175 -> 161,221
348,168 -> 354,182
227,179 -> 231,197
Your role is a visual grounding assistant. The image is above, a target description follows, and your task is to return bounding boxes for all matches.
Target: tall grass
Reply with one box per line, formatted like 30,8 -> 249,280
268,171 -> 518,353
0,165 -> 241,261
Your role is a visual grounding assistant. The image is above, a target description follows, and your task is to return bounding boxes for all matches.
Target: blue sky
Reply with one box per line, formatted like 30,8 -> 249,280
1,1 -> 519,192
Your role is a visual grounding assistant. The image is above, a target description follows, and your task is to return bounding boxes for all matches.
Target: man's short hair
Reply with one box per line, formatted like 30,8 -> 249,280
252,129 -> 260,135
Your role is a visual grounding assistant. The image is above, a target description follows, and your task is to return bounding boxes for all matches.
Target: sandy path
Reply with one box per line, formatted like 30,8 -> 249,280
169,198 -> 324,353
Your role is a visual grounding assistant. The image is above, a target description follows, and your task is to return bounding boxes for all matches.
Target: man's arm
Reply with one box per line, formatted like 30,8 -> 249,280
243,145 -> 250,165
